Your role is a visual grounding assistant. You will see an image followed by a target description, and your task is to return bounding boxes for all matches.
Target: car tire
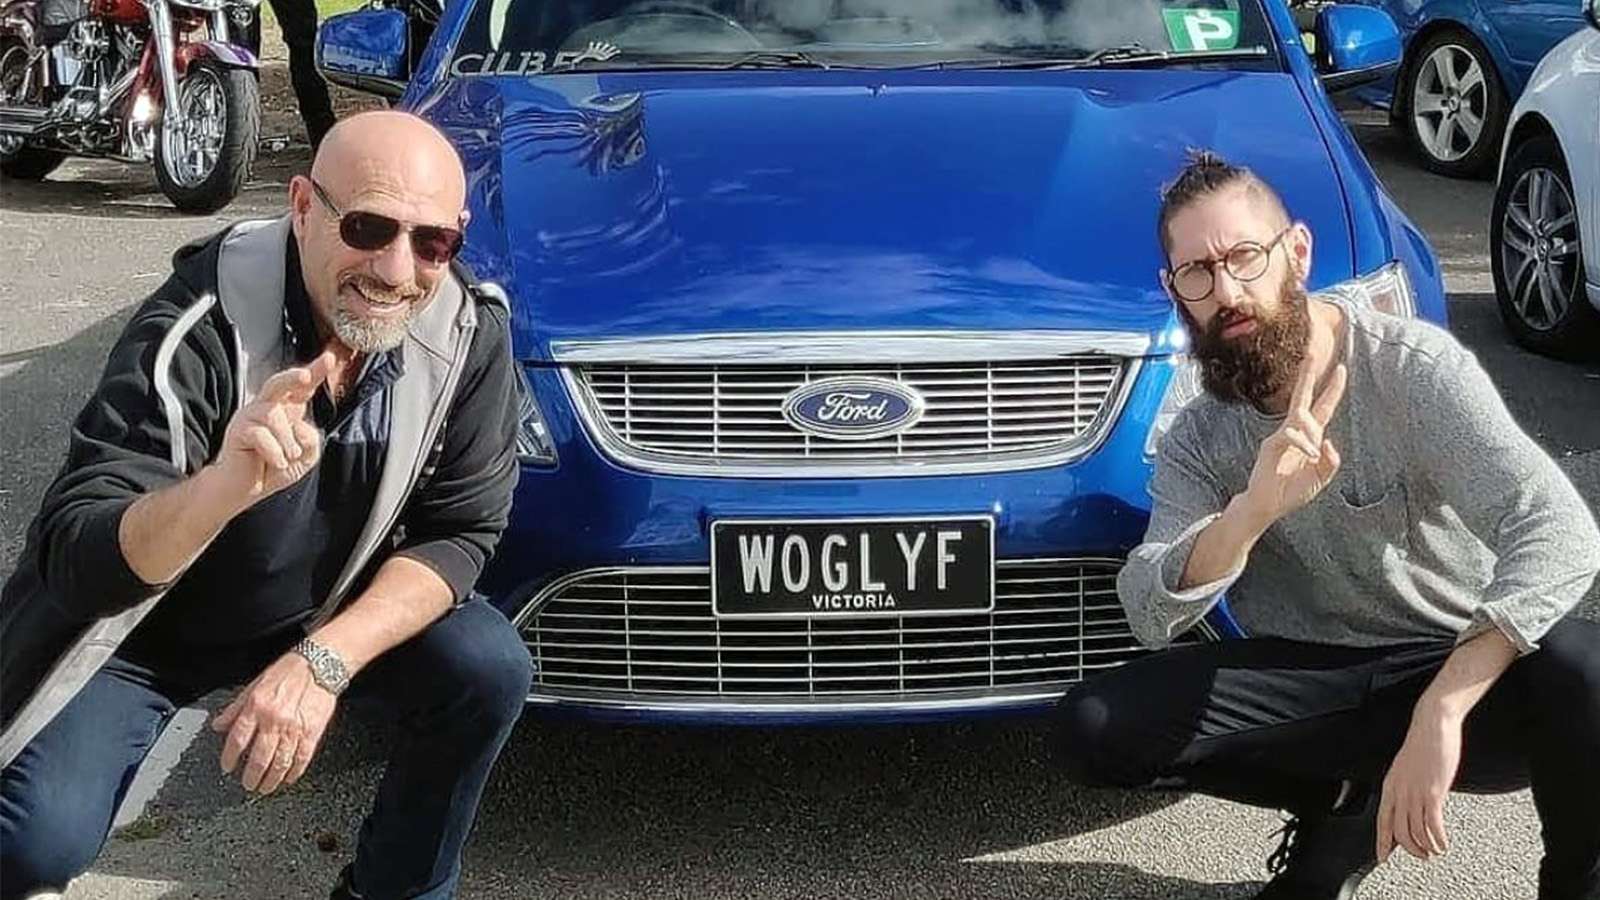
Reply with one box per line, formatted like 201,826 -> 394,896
1398,29 -> 1507,179
1490,134 -> 1599,359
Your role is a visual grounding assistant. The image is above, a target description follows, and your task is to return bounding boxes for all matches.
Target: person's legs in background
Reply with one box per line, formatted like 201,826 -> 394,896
262,0 -> 336,150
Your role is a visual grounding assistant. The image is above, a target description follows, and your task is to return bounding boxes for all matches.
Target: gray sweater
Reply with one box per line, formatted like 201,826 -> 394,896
1119,302 -> 1600,654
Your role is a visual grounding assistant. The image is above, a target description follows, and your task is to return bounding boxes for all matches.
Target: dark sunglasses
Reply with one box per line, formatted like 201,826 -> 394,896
310,178 -> 464,265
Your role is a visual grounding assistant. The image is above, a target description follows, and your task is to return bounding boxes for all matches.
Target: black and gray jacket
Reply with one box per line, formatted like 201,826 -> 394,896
0,216 -> 520,765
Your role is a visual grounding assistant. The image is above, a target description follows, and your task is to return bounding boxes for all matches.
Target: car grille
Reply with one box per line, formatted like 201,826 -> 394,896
565,358 -> 1130,474
519,559 -> 1192,703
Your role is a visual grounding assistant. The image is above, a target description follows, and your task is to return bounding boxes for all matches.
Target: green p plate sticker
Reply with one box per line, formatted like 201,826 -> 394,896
1163,9 -> 1241,51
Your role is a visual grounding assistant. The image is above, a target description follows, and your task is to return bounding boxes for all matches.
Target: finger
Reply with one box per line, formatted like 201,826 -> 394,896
292,420 -> 323,469
285,729 -> 320,786
1426,798 -> 1450,856
1400,798 -> 1429,860
1281,427 -> 1322,461
212,695 -> 242,732
1319,440 -> 1341,474
1311,363 -> 1349,426
219,713 -> 257,775
241,730 -> 280,793
246,425 -> 290,472
1290,355 -> 1318,413
257,365 -> 319,405
1376,781 -> 1396,862
257,737 -> 298,796
265,406 -> 303,462
305,348 -> 339,394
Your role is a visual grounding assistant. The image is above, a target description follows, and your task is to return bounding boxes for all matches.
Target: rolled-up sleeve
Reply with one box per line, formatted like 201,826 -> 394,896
1409,345 -> 1600,654
1118,415 -> 1241,648
393,305 -> 520,604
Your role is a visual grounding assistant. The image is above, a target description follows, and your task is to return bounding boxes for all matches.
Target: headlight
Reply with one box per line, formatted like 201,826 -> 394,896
515,365 -> 558,467
1143,355 -> 1203,461
1319,261 -> 1417,319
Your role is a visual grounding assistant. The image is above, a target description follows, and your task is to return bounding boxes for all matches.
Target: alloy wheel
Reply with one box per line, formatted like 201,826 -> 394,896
1411,44 -> 1488,164
1500,167 -> 1581,332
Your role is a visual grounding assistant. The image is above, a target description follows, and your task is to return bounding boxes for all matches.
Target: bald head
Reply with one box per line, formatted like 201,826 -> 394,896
289,110 -> 469,356
310,111 -> 466,213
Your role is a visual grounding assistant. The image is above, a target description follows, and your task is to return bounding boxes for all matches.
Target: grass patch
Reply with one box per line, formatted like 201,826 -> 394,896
261,0 -> 371,34
113,812 -> 174,842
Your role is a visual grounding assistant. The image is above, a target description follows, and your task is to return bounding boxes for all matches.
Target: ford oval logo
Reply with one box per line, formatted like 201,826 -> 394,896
782,377 -> 926,441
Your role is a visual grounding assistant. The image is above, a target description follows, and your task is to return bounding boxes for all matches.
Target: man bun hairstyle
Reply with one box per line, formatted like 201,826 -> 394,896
1157,149 -> 1291,258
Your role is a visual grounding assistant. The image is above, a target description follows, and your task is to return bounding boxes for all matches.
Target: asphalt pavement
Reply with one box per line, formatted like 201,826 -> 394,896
1,103 -> 1596,900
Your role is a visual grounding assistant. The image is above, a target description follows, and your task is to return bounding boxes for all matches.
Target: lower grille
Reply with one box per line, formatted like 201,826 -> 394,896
518,559 -> 1193,702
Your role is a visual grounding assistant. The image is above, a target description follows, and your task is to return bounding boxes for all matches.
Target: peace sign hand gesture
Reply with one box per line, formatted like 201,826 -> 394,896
1242,358 -> 1349,526
212,349 -> 338,509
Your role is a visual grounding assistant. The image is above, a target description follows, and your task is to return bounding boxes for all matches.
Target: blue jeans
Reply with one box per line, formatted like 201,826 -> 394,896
0,599 -> 533,900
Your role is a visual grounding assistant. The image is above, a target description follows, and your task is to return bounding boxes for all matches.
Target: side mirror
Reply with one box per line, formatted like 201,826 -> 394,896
1315,4 -> 1403,92
316,8 -> 409,100
1588,0 -> 1598,30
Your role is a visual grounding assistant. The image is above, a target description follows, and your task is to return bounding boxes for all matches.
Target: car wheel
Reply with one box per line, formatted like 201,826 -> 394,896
1401,29 -> 1507,179
1491,134 -> 1599,359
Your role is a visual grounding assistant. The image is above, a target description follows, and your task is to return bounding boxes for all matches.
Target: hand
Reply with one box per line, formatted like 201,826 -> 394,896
1377,713 -> 1463,863
210,349 -> 337,509
211,650 -> 338,795
1241,359 -> 1348,526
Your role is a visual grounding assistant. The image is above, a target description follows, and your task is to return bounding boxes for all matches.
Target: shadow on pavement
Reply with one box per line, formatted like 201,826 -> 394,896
0,308 -> 139,567
91,714 -> 1255,899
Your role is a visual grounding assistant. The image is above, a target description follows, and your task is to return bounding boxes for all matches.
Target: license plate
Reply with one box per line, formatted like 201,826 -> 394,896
710,516 -> 995,618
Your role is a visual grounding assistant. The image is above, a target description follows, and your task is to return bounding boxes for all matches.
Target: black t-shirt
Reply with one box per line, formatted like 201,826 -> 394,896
118,239 -> 402,685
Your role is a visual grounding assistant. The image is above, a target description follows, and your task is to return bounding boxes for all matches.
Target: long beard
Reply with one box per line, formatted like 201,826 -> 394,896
333,275 -> 421,354
1182,271 -> 1311,408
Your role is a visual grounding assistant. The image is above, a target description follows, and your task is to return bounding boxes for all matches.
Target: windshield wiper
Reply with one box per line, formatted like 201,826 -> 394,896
921,43 -> 1270,71
597,49 -> 845,71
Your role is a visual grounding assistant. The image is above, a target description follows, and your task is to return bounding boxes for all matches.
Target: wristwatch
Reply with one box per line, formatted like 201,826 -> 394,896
294,637 -> 351,696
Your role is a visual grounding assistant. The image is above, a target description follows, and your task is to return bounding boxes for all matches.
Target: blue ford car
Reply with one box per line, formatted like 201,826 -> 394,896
318,0 -> 1446,725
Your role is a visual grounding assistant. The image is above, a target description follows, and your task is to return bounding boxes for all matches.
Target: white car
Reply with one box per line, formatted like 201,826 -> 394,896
1492,0 -> 1600,358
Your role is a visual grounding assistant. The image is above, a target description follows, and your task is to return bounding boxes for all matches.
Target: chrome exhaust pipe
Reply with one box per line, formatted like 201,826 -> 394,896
0,103 -> 50,136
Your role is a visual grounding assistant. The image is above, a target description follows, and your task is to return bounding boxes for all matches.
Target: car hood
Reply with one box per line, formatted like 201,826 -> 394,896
417,69 -> 1353,360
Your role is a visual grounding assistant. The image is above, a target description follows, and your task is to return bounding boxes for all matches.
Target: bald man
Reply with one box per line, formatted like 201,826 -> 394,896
0,111 -> 530,900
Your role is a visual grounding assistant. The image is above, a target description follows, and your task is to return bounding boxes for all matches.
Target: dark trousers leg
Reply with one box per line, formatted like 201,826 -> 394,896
344,599 -> 533,900
1053,637 -> 1391,815
0,658 -> 189,899
1052,617 -> 1600,900
262,0 -> 335,148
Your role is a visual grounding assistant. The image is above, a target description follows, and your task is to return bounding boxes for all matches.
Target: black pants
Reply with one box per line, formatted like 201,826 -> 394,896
1053,616 -> 1600,900
245,0 -> 335,147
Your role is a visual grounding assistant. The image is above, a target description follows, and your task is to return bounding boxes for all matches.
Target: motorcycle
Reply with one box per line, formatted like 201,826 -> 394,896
0,0 -> 261,212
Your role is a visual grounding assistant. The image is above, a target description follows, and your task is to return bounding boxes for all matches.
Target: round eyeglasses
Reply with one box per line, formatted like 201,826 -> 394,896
1165,225 -> 1294,303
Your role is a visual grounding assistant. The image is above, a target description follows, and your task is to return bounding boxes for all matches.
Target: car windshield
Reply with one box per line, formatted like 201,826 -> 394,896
451,0 -> 1279,76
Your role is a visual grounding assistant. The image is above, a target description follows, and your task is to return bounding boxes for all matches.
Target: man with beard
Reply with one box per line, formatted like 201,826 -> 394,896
0,110 -> 531,900
1054,152 -> 1600,900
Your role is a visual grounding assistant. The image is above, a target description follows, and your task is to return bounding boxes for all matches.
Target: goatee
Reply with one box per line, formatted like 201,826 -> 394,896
1181,270 -> 1311,408
334,274 -> 422,354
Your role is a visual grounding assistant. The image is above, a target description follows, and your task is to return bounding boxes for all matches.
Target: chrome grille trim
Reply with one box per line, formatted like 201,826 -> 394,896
561,352 -> 1144,478
515,559 -> 1200,708
550,330 -> 1152,364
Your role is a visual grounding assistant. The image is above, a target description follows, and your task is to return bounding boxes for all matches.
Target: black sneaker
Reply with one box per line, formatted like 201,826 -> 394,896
1254,784 -> 1379,900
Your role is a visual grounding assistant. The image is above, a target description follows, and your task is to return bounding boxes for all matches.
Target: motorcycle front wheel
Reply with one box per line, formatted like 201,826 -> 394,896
154,60 -> 259,213
0,37 -> 68,180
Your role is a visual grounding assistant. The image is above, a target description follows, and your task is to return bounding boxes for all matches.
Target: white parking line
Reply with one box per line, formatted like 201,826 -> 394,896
112,707 -> 208,829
